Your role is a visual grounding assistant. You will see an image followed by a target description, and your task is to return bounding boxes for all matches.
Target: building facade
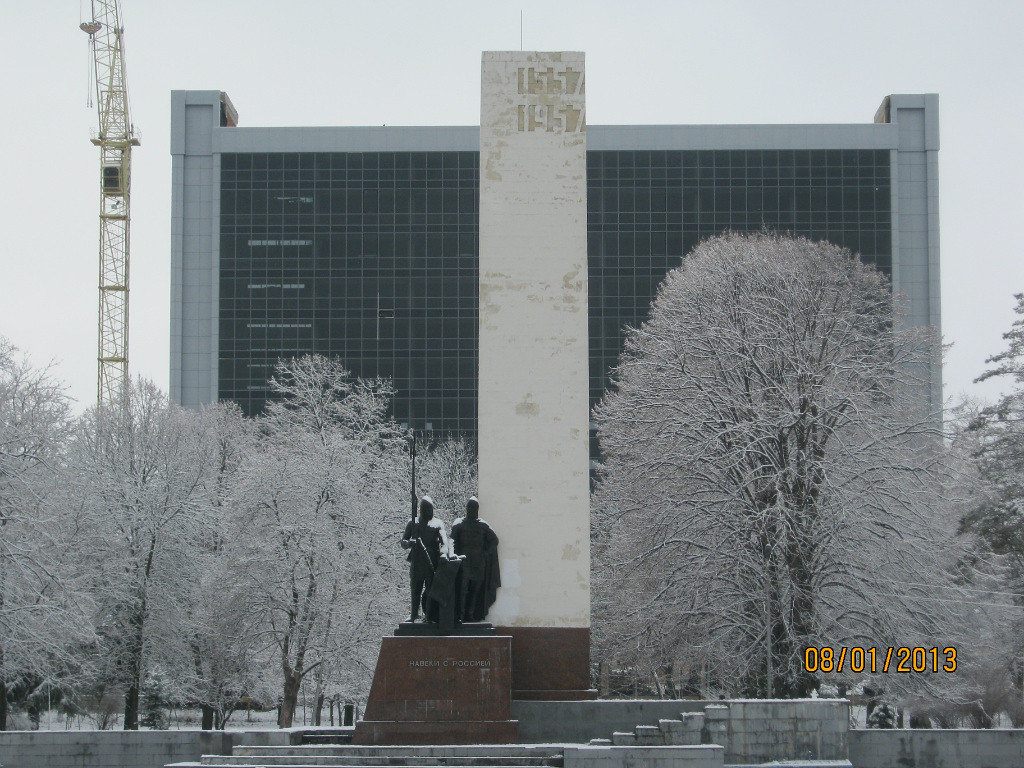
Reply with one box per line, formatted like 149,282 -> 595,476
170,91 -> 940,439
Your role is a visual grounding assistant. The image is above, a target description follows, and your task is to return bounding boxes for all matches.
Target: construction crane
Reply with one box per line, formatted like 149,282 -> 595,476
81,0 -> 138,410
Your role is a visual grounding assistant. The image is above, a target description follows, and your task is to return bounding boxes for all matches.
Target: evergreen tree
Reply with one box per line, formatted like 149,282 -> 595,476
867,703 -> 897,729
139,670 -> 170,730
962,294 -> 1024,574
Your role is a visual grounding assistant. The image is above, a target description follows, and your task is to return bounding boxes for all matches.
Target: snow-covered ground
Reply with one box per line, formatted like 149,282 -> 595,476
28,707 -> 281,732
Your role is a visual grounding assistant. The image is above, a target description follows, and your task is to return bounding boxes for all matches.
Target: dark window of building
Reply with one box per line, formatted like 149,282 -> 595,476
585,149 -> 892,412
219,148 -> 891,449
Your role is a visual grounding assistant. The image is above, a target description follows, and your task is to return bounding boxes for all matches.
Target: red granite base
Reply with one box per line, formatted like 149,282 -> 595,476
495,626 -> 597,700
352,635 -> 517,745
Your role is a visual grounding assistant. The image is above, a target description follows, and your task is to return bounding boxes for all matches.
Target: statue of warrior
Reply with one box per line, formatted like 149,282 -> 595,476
451,496 -> 500,622
400,495 -> 452,622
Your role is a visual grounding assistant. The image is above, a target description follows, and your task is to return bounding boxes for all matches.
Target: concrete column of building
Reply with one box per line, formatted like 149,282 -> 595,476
877,93 -> 942,417
170,90 -> 235,408
478,51 -> 593,699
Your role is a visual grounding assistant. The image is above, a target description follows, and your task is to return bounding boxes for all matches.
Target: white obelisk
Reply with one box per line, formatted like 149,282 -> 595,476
478,51 -> 590,649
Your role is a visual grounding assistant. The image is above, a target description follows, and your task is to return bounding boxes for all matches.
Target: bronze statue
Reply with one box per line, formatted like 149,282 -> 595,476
401,495 -> 451,622
451,496 -> 500,622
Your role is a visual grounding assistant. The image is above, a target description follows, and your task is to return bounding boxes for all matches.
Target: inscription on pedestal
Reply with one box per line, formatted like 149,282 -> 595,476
409,658 -> 492,668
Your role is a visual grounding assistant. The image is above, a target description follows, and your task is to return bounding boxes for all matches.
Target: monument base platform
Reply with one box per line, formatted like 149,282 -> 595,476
352,720 -> 518,745
353,634 -> 517,745
394,622 -> 495,636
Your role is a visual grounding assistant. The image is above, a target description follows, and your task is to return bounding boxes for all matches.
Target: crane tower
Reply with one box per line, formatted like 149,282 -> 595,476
81,0 -> 138,409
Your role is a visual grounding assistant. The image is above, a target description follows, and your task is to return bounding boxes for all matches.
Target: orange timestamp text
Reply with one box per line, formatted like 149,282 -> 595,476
803,646 -> 957,674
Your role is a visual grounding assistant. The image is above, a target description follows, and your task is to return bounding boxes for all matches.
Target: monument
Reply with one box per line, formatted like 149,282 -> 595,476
478,51 -> 592,701
353,51 -> 592,745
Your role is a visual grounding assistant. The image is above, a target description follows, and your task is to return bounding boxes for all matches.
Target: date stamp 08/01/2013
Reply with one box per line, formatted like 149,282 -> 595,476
803,647 -> 957,674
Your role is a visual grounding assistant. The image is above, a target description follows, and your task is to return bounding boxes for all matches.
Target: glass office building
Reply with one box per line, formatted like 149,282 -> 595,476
172,93 -> 939,442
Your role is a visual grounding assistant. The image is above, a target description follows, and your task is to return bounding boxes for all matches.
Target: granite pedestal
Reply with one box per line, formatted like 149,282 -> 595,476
352,634 -> 517,745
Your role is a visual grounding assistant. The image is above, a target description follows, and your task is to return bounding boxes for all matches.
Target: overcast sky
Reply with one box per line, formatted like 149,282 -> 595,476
1,0 -> 1022,411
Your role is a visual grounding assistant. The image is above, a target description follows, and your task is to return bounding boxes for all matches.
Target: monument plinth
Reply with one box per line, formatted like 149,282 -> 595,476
352,635 -> 517,745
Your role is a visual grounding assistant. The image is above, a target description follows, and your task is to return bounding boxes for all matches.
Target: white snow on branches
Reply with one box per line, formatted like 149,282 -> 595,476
592,233 -> 958,700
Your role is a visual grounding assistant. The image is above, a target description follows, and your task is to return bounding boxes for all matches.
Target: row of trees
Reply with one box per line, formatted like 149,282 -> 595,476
3,232 -> 1021,728
591,233 -> 1024,724
0,348 -> 475,730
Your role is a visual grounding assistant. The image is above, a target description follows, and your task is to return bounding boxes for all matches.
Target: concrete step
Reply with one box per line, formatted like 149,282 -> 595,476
609,732 -> 636,746
567,745 -> 725,768
586,739 -> 612,747
658,719 -> 694,746
194,764 -> 553,768
663,714 -> 704,746
632,725 -> 665,746
183,746 -> 566,768
233,748 -> 562,758
203,759 -> 556,767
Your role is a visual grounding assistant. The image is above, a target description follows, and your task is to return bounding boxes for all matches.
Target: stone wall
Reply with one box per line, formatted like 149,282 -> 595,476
564,744 -> 724,768
849,728 -> 1024,768
0,728 -> 288,768
724,699 -> 848,764
514,697 -> 849,762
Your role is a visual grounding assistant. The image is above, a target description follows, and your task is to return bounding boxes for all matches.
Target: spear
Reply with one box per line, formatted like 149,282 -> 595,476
409,430 -> 417,522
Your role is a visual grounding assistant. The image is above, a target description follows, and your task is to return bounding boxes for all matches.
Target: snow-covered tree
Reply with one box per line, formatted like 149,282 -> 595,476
68,380 -> 216,729
0,341 -> 477,729
947,295 -> 1024,724
158,402 -> 262,730
961,293 -> 1024,577
228,355 -> 406,727
593,233 -> 955,698
0,338 -> 94,729
139,668 -> 172,729
415,437 -> 478,523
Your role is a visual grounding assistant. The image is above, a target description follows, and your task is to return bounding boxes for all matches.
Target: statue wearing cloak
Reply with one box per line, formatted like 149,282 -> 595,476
450,496 -> 500,622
